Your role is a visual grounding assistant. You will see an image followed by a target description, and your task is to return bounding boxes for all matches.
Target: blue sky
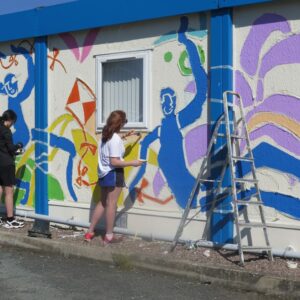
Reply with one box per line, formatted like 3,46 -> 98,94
0,0 -> 78,15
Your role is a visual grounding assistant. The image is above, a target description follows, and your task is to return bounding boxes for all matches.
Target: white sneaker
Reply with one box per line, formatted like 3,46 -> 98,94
4,219 -> 24,229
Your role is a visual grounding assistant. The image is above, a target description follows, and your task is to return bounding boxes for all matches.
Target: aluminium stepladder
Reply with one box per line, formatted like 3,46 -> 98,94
170,91 -> 273,266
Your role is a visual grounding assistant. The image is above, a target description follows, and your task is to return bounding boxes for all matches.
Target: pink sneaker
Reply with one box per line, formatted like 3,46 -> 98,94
84,232 -> 95,242
103,234 -> 123,246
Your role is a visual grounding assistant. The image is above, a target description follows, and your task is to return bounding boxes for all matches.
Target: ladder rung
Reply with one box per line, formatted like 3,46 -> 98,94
235,192 -> 259,202
236,200 -> 263,205
198,179 -> 221,183
231,134 -> 246,139
241,246 -> 272,251
232,156 -> 254,162
234,178 -> 258,184
238,222 -> 267,228
216,133 -> 246,140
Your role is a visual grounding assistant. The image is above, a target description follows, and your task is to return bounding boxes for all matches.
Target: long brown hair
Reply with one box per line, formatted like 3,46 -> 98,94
102,110 -> 127,143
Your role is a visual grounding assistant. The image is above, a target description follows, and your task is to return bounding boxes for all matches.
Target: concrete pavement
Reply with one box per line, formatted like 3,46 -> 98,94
0,228 -> 298,299
0,245 -> 270,300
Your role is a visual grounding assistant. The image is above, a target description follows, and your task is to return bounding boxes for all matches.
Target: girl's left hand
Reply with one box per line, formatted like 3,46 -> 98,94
122,130 -> 140,139
127,130 -> 136,137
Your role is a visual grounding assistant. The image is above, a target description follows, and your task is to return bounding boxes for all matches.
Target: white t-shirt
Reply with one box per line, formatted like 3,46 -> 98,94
98,133 -> 125,178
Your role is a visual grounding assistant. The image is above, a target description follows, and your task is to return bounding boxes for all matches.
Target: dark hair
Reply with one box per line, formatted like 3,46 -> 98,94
0,110 -> 17,125
102,110 -> 127,143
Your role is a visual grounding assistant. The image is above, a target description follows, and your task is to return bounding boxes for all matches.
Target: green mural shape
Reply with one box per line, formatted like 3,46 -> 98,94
15,158 -> 35,182
14,189 -> 26,206
27,159 -> 35,169
16,165 -> 31,182
14,159 -> 35,206
178,45 -> 205,76
13,174 -> 65,206
13,156 -> 65,207
164,51 -> 173,62
48,175 -> 65,201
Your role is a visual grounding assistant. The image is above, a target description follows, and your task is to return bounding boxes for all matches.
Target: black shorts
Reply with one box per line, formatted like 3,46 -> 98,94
99,168 -> 125,188
0,165 -> 16,187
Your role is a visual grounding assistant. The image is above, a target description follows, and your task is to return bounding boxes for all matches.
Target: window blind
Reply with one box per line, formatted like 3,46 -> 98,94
102,58 -> 143,123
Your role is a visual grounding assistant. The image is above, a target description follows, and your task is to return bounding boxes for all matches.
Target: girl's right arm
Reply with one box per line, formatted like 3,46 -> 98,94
110,157 -> 144,168
3,129 -> 22,154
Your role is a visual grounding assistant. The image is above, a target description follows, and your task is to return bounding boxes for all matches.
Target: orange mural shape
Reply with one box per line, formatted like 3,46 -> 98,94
48,48 -> 67,73
66,78 -> 96,126
66,79 -> 97,189
136,178 -> 173,205
248,112 -> 300,138
17,40 -> 34,54
0,55 -> 18,69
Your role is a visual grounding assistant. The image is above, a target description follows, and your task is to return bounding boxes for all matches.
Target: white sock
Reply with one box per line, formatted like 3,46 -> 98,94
105,233 -> 113,240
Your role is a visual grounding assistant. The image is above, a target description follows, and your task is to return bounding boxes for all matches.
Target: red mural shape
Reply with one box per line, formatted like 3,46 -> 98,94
66,78 -> 96,126
136,178 -> 174,205
66,78 -> 97,188
0,55 -> 18,69
48,48 -> 67,73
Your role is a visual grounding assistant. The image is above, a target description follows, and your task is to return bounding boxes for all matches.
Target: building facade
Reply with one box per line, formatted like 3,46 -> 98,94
0,0 -> 299,251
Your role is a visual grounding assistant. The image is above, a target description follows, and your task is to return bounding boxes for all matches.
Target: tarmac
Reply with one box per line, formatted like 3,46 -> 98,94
0,223 -> 299,300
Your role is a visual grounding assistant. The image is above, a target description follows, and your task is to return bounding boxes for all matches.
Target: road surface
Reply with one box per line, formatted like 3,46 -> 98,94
0,245 -> 269,300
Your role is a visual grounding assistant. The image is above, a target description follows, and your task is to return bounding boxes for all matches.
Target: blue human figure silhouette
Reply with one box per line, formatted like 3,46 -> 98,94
0,46 -> 78,204
31,129 -> 78,202
0,45 -> 34,147
0,46 -> 34,205
129,16 -> 207,208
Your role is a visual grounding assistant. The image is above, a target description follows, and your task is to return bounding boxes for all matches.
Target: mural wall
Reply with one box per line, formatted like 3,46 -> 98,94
0,40 -> 36,207
2,2 -> 299,246
46,14 -> 209,225
234,2 -> 300,227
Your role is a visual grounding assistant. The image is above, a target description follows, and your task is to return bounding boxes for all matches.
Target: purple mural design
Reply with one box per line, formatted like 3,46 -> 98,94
237,13 -> 300,219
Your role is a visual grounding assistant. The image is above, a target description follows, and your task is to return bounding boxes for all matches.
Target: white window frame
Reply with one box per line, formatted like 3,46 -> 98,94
95,49 -> 151,131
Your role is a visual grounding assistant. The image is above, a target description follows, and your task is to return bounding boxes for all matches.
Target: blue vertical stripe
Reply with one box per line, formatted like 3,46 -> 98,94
210,8 -> 234,244
34,36 -> 48,215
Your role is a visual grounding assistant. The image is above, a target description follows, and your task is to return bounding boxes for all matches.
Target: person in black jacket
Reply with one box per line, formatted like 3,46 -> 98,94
0,110 -> 24,228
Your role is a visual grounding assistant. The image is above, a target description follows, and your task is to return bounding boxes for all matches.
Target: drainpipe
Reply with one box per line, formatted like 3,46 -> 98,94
28,36 -> 51,238
209,8 -> 234,243
15,209 -> 300,260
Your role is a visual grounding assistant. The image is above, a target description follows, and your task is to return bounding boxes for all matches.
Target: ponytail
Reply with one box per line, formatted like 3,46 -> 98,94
102,110 -> 127,143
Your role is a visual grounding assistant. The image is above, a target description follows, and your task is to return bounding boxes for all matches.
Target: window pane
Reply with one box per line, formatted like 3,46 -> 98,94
102,59 -> 143,123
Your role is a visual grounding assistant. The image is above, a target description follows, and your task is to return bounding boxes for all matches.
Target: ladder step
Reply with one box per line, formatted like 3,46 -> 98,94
238,222 -> 267,228
235,192 -> 259,202
232,156 -> 254,162
231,134 -> 246,139
236,200 -> 263,205
198,179 -> 221,183
241,246 -> 272,251
234,178 -> 258,184
216,133 -> 246,140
